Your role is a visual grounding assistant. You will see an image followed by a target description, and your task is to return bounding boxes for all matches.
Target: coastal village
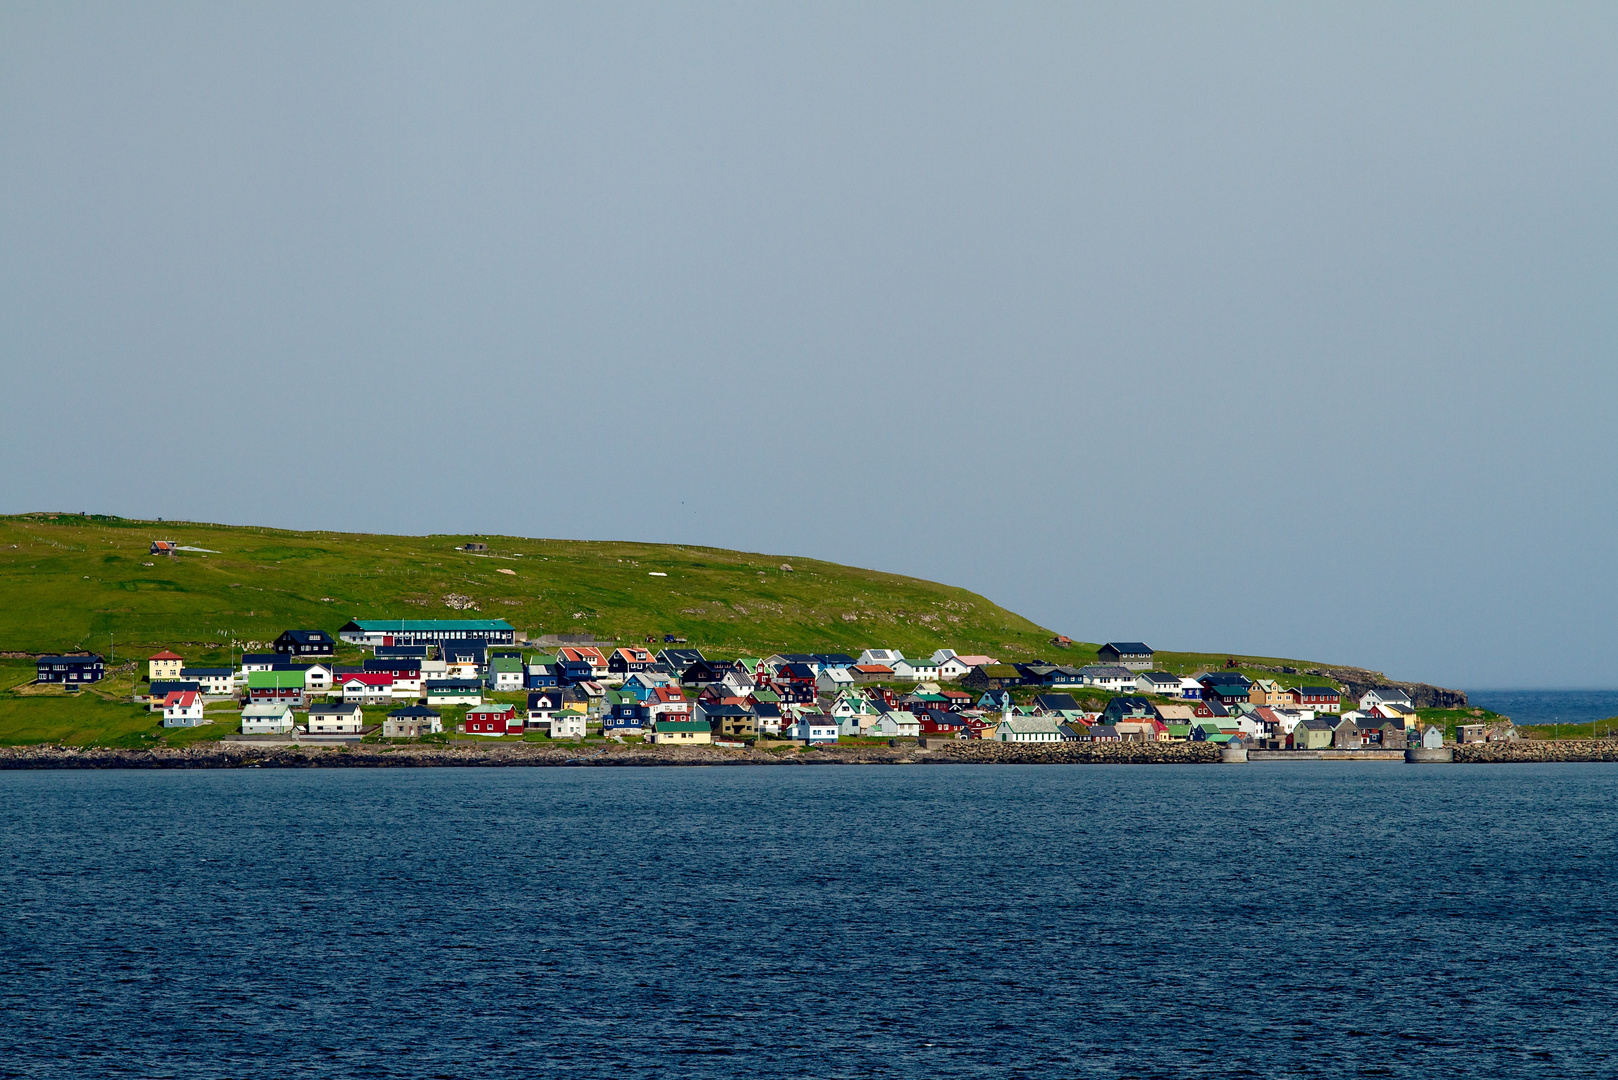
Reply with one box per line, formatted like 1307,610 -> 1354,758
33,616 -> 1516,750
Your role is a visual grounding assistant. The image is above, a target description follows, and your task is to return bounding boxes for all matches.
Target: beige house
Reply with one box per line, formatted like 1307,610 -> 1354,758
650,719 -> 712,745
148,650 -> 184,682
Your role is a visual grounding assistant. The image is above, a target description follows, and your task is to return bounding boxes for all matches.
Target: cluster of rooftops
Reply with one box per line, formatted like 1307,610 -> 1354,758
29,622 -> 1493,747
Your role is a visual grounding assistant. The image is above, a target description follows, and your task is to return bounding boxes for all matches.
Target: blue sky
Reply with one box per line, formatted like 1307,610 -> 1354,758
2,3 -> 1615,688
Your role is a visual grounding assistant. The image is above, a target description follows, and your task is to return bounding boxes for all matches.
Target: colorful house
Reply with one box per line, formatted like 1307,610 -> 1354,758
650,718 -> 713,745
161,690 -> 207,728
464,703 -> 518,736
147,650 -> 184,682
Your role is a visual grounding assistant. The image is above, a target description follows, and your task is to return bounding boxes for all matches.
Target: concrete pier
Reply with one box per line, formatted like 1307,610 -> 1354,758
1405,746 -> 1455,763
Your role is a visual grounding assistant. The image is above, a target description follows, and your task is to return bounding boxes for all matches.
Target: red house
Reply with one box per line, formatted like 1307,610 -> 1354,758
960,715 -> 995,739
1289,686 -> 1342,713
465,703 -> 518,736
919,710 -> 966,736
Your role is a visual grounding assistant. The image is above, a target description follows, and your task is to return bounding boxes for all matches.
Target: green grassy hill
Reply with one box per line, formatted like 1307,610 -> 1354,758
0,512 -> 1068,662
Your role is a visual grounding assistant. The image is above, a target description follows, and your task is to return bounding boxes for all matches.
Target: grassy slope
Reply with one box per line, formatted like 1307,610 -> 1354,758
0,513 -> 1063,661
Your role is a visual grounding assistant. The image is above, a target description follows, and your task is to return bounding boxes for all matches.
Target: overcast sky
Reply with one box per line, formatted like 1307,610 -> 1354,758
3,3 -> 1615,688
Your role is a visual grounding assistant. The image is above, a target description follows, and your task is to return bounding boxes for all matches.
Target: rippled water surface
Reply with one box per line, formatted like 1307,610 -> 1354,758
1467,688 -> 1618,728
1,764 -> 1615,1078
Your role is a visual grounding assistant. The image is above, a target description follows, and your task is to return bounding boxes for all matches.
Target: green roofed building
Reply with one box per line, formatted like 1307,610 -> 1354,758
650,718 -> 712,745
338,619 -> 516,647
486,655 -> 524,691
247,668 -> 306,706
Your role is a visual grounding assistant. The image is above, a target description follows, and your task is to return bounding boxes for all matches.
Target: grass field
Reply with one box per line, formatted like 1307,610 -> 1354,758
0,512 -> 1071,661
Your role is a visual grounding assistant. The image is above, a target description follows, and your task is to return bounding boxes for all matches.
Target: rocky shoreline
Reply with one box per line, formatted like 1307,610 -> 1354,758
0,740 -> 1223,769
3,739 -> 1615,769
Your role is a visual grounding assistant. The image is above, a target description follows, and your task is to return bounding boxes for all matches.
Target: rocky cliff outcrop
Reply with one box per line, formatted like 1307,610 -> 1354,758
1244,663 -> 1467,709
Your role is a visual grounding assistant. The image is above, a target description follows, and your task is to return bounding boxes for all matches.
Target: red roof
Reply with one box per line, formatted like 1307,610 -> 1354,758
654,686 -> 686,703
614,648 -> 652,663
343,673 -> 394,687
149,650 -> 183,661
853,665 -> 893,674
163,690 -> 198,707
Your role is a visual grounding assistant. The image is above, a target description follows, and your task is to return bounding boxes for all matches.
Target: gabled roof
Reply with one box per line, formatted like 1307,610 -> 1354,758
1033,693 -> 1080,711
278,629 -> 334,644
148,650 -> 183,661
162,690 -> 199,707
1101,642 -> 1153,654
1079,665 -> 1136,679
999,716 -> 1062,734
309,702 -> 361,715
388,704 -> 440,718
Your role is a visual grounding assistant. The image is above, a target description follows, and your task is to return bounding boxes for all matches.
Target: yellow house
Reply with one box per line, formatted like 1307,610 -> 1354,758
148,650 -> 184,682
649,719 -> 712,745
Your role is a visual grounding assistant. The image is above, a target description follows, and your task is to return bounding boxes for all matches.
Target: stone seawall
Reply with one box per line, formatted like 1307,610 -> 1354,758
1455,739 -> 1618,763
934,741 -> 1221,765
0,739 -> 1223,770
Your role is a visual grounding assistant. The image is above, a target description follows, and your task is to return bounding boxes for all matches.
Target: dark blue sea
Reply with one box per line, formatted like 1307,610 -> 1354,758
2,764 -> 1616,1078
1467,688 -> 1618,728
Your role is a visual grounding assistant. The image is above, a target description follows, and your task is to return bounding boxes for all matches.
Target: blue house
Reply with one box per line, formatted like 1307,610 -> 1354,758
556,654 -> 595,685
976,689 -> 1013,712
274,629 -> 336,657
526,658 -> 560,689
37,654 -> 105,684
602,693 -> 649,737
812,653 -> 858,670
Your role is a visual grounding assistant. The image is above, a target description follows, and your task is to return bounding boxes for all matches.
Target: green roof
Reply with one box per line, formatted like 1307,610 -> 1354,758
528,653 -> 557,666
247,670 -> 305,690
1165,724 -> 1192,737
348,619 -> 514,632
489,657 -> 521,673
655,719 -> 710,733
752,689 -> 780,703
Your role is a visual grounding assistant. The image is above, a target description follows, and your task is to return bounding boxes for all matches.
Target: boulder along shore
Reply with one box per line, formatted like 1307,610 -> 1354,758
0,740 -> 1222,769
5,740 -> 1616,769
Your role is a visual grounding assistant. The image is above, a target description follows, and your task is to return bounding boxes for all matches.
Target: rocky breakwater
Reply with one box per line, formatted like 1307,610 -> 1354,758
1455,739 -> 1618,764
935,740 -> 1221,765
0,739 -> 1224,769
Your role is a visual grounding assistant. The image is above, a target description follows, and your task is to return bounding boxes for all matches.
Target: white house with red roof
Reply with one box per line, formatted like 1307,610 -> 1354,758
161,690 -> 207,728
341,673 -> 396,703
648,685 -> 692,723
